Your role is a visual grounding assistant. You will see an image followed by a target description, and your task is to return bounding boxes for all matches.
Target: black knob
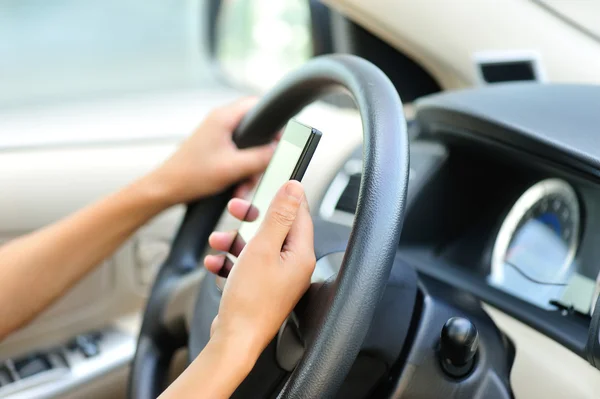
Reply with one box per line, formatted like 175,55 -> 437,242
439,317 -> 479,378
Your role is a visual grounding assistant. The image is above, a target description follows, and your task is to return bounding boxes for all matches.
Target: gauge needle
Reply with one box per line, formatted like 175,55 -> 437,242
503,260 -> 568,286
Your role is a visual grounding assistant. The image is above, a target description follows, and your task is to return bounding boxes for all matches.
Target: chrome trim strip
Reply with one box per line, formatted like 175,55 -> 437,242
489,178 -> 580,290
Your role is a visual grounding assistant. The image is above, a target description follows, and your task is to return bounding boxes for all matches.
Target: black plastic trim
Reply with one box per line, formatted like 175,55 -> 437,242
308,0 -> 334,56
290,127 -> 322,181
420,110 -> 600,184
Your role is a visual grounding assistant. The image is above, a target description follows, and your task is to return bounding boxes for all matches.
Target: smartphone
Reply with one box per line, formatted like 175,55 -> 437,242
219,119 -> 321,277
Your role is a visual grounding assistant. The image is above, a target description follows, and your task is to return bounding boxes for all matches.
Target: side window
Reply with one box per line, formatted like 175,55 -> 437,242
215,0 -> 312,91
0,0 -> 211,108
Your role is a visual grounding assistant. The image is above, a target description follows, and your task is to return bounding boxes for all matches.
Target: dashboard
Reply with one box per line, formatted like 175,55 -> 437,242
323,144 -> 599,313
318,83 -> 600,359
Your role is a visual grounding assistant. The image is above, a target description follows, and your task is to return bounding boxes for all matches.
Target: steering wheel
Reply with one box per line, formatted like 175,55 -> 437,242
128,54 -> 409,398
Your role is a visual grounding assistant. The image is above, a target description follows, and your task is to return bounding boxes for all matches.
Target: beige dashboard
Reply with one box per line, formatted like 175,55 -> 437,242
325,0 -> 600,90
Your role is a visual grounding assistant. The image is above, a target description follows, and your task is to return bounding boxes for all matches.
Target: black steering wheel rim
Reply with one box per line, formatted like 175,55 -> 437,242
129,54 -> 409,399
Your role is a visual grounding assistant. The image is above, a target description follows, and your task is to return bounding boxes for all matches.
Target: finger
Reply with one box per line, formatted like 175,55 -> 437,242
227,198 -> 259,222
274,129 -> 283,142
208,231 -> 235,252
204,254 -> 226,274
255,180 -> 304,249
209,231 -> 247,257
227,198 -> 251,220
204,254 -> 234,277
233,182 -> 252,199
230,142 -> 276,180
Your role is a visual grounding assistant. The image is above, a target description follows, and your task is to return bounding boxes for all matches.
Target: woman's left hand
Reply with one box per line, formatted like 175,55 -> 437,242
147,97 -> 276,205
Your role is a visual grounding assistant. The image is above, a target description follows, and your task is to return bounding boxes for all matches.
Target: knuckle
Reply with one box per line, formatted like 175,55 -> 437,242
272,205 -> 296,227
207,107 -> 228,124
286,250 -> 316,272
303,251 -> 317,269
214,161 -> 232,177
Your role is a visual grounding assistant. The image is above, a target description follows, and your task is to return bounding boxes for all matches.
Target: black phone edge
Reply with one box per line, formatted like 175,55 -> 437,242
223,127 -> 322,272
290,127 -> 322,181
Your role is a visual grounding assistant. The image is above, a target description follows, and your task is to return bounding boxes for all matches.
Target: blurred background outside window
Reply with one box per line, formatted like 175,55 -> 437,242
0,0 -> 312,110
0,0 -> 213,109
216,0 -> 311,92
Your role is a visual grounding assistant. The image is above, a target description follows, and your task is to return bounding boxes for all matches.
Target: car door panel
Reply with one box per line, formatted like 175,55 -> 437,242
0,90 -> 237,398
0,141 -> 184,357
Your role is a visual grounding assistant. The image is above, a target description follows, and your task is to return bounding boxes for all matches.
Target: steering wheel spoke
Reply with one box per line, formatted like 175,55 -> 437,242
162,268 -> 205,336
128,264 -> 205,398
276,312 -> 304,372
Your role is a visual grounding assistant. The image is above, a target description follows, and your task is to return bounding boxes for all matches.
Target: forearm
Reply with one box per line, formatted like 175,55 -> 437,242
0,174 -> 172,339
159,334 -> 258,399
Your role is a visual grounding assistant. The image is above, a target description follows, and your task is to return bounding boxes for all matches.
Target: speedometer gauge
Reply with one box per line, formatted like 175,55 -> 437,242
489,179 -> 580,310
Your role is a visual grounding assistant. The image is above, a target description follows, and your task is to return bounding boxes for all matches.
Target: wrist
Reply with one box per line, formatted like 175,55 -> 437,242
135,170 -> 180,208
122,172 -> 178,215
208,331 -> 262,375
162,329 -> 261,399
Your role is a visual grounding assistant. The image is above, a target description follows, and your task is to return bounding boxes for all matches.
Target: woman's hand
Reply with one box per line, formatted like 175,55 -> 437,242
205,180 -> 316,361
146,97 -> 277,205
161,181 -> 315,399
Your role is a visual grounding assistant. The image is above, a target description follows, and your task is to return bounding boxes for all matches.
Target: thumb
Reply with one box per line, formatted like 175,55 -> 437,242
255,181 -> 304,249
282,195 -> 314,259
210,315 -> 219,338
230,143 -> 276,180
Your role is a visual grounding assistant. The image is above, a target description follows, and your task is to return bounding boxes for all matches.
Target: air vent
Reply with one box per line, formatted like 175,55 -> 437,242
480,61 -> 535,83
320,141 -> 447,227
320,159 -> 362,226
474,50 -> 545,84
335,173 -> 361,214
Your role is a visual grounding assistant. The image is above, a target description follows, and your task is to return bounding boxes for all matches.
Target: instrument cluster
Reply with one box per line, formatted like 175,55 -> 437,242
489,178 -> 596,314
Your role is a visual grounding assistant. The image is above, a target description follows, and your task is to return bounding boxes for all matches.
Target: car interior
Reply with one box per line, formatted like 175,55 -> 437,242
2,0 -> 600,398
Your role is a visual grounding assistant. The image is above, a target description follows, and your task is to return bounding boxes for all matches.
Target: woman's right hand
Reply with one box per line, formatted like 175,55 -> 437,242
204,180 -> 316,361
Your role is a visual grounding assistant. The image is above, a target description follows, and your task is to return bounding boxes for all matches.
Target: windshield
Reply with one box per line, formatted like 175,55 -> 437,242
0,0 -> 212,109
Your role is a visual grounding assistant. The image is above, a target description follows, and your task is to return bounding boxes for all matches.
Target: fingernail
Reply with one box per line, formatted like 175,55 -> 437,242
286,181 -> 304,201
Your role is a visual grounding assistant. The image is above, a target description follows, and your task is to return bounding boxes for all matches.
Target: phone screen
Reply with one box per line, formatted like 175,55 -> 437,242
237,120 -> 318,246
